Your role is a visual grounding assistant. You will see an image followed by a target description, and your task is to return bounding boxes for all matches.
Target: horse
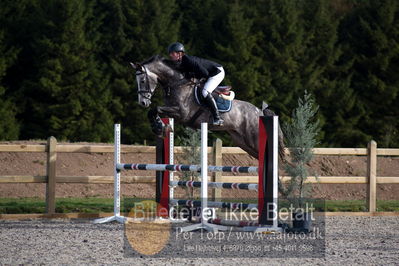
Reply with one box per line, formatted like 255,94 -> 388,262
130,55 -> 285,160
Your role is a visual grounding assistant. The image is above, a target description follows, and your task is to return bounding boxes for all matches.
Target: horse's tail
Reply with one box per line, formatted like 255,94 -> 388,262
262,102 -> 287,163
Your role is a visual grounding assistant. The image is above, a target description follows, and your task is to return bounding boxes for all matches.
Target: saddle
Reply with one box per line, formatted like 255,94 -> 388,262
214,86 -> 235,101
194,84 -> 235,113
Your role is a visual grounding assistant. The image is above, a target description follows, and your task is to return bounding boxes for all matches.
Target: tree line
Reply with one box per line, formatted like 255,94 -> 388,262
0,0 -> 398,147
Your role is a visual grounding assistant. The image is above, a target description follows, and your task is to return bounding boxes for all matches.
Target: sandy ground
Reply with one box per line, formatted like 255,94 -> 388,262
1,143 -> 398,264
0,216 -> 398,264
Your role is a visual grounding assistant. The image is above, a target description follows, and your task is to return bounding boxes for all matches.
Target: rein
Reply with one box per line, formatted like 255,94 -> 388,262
159,76 -> 196,97
137,62 -> 194,99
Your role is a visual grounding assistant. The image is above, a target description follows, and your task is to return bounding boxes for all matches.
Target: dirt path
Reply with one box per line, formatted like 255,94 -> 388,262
0,216 -> 398,264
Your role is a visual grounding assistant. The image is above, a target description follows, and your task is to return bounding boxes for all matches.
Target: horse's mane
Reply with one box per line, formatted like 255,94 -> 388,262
140,55 -> 162,65
162,58 -> 182,72
140,54 -> 184,74
140,54 -> 191,88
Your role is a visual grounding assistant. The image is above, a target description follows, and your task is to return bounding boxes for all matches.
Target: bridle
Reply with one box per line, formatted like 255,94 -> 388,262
134,60 -> 188,99
135,65 -> 154,100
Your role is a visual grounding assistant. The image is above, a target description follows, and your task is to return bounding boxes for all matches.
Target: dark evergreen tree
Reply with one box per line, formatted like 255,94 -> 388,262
0,0 -> 397,147
177,0 -> 226,56
215,1 -> 262,101
0,4 -> 20,140
1,0 -> 40,130
110,0 -> 180,144
253,0 -> 306,121
301,0 -> 353,146
19,0 -> 113,141
341,0 -> 399,147
92,0 -> 140,143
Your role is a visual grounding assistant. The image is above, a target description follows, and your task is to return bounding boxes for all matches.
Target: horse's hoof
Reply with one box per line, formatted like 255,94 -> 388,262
162,124 -> 173,137
164,124 -> 173,133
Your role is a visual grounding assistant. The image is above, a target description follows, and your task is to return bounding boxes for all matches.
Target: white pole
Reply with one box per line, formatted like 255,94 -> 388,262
272,116 -> 279,228
179,123 -> 228,233
114,124 -> 121,216
201,122 -> 208,218
93,124 -> 125,223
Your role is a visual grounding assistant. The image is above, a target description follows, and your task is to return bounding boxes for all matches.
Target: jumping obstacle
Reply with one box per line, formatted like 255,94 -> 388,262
94,116 -> 281,233
155,116 -> 281,232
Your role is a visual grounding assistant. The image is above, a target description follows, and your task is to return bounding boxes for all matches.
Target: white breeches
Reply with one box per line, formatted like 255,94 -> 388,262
202,66 -> 225,97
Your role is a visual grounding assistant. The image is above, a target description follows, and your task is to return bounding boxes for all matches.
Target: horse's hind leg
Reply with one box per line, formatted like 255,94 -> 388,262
263,107 -> 287,162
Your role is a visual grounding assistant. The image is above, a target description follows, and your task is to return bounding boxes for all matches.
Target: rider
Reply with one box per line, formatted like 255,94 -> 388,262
167,42 -> 224,126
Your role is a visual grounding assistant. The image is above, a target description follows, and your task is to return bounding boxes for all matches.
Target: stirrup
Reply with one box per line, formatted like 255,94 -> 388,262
212,118 -> 224,126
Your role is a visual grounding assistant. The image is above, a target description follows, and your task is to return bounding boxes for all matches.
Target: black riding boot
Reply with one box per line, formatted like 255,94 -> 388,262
204,94 -> 224,126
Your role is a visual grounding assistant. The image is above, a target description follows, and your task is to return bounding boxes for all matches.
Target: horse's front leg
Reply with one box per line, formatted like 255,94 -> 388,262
157,106 -> 181,118
147,106 -> 180,137
147,108 -> 164,137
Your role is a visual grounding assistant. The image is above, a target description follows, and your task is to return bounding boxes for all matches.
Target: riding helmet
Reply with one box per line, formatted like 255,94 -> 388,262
168,42 -> 185,54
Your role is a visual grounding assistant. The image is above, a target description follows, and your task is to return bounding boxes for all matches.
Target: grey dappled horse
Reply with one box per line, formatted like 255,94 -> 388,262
131,55 -> 285,160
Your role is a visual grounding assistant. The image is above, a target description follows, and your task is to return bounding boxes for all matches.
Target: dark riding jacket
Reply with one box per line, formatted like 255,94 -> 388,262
180,55 -> 222,79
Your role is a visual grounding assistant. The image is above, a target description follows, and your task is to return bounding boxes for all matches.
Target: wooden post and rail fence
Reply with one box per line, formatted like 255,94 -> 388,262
0,138 -> 398,214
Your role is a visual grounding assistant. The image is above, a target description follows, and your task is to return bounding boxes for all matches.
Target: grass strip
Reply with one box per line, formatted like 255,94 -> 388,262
0,198 -> 398,214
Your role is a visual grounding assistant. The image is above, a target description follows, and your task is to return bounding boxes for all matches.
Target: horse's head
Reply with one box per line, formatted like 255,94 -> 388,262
131,55 -> 186,107
130,61 -> 159,107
